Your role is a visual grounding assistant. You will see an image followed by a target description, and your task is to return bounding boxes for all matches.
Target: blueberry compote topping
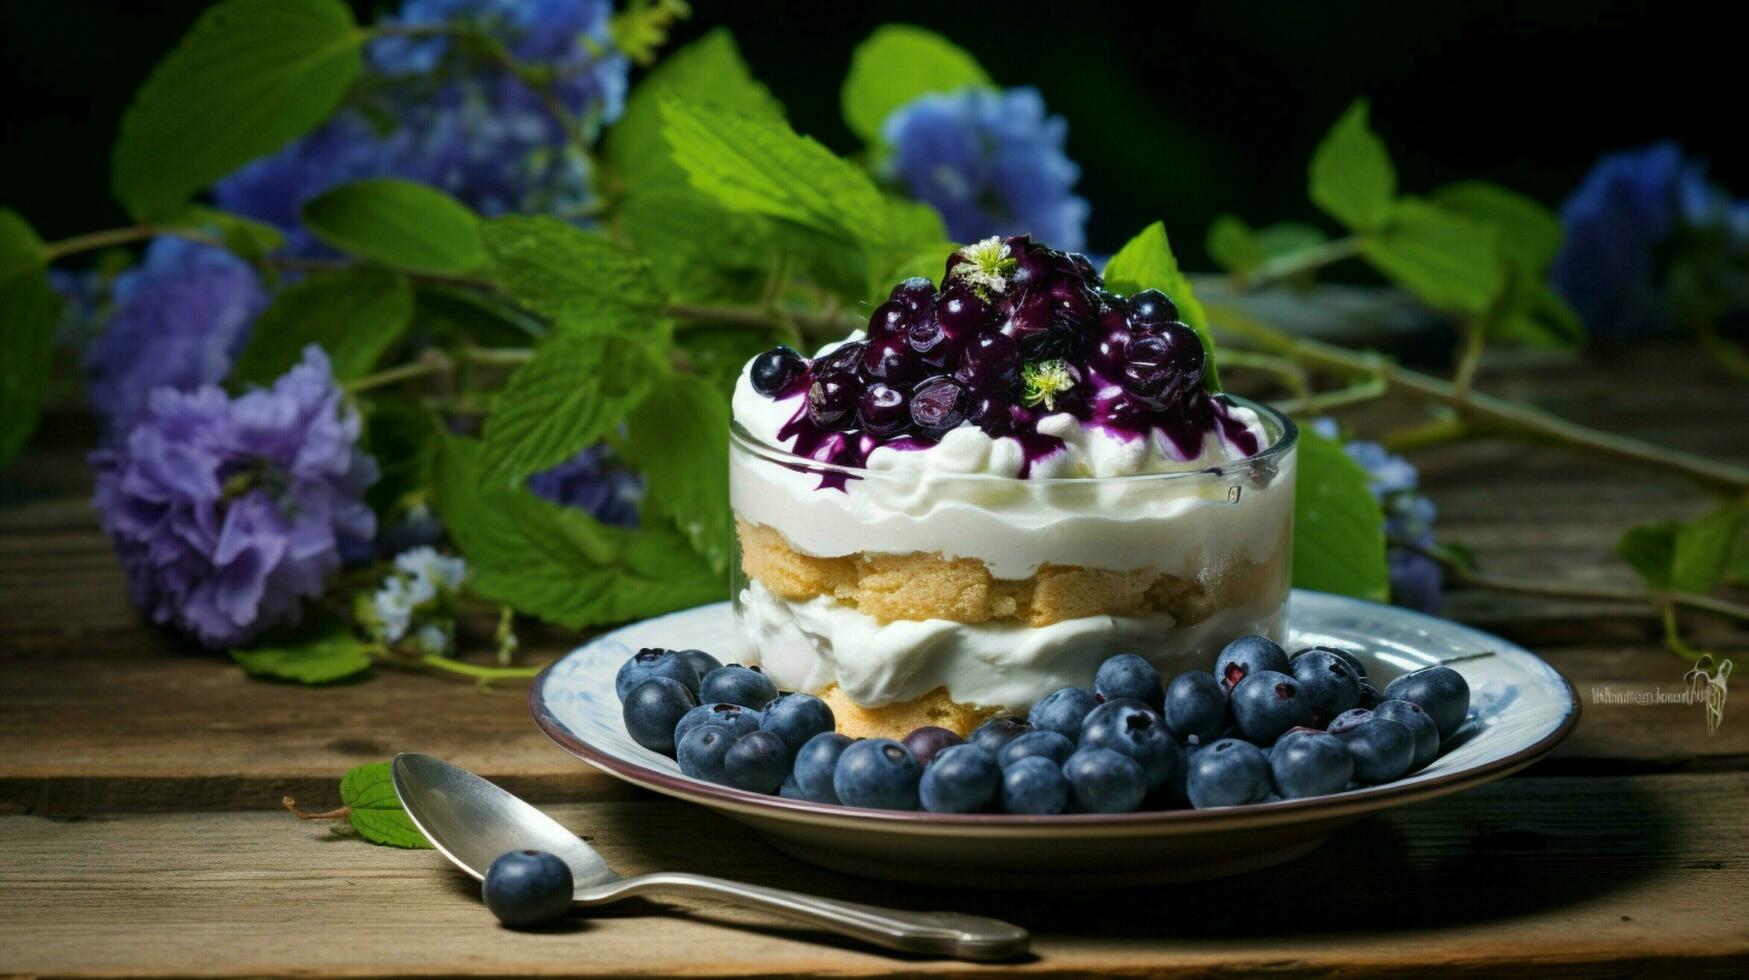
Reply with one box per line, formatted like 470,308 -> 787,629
760,236 -> 1259,489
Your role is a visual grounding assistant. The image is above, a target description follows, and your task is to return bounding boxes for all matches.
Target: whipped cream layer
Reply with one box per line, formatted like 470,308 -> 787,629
730,340 -> 1292,579
739,580 -> 1286,711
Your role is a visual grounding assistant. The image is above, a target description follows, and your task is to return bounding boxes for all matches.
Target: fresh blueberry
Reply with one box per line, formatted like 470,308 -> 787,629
967,716 -> 1032,756
615,648 -> 700,701
622,677 -> 698,754
749,346 -> 806,397
832,738 -> 922,810
482,849 -> 572,928
1029,687 -> 1099,738
1078,699 -> 1182,791
1095,653 -> 1165,711
674,702 -> 761,747
901,726 -> 963,767
778,775 -> 807,800
1288,648 -> 1363,725
1358,682 -> 1386,709
997,729 -> 1075,769
759,693 -> 835,760
1164,671 -> 1228,745
1294,644 -> 1367,680
1214,635 -> 1289,693
1000,756 -> 1071,814
677,649 -> 722,681
1229,669 -> 1316,745
1268,729 -> 1354,799
1186,738 -> 1273,808
1063,747 -> 1147,813
1374,699 -> 1441,772
698,664 -> 778,710
722,730 -> 790,794
919,744 -> 1001,813
1384,666 -> 1471,740
792,732 -> 853,804
676,725 -> 735,782
1328,710 -> 1415,784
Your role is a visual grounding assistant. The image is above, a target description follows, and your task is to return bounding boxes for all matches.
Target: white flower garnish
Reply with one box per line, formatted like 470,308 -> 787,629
949,236 -> 1017,294
393,546 -> 468,597
410,623 -> 452,657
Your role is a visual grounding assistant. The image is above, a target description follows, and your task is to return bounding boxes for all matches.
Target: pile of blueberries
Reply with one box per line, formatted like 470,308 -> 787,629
615,635 -> 1470,815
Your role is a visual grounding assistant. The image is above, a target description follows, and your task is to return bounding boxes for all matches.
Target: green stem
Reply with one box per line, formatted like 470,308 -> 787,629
344,354 -> 453,394
1236,236 -> 1364,291
417,654 -> 543,682
1273,374 -> 1389,416
1451,316 -> 1488,396
42,224 -> 223,262
1380,414 -> 1468,453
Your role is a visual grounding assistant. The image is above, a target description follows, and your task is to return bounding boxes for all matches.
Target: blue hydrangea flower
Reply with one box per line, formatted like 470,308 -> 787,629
883,87 -> 1089,251
526,443 -> 643,527
85,238 -> 266,439
1312,420 -> 1443,613
89,348 -> 378,649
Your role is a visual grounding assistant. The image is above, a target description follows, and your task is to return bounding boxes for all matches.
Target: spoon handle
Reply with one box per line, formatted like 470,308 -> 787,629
600,871 -> 1029,961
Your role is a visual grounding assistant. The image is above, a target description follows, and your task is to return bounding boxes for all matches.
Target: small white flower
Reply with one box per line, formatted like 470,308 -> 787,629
393,546 -> 468,598
410,623 -> 451,657
949,236 -> 1017,295
371,578 -> 414,643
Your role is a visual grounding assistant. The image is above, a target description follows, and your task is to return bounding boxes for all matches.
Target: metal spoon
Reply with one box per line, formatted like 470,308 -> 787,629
390,753 -> 1030,961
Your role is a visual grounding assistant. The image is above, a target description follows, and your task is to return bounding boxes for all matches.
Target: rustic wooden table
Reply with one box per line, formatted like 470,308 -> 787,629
3,344 -> 1747,976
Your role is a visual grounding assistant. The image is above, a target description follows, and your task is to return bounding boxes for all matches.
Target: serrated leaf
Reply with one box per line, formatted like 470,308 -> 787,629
1308,99 -> 1396,232
0,210 -> 59,466
480,216 -> 660,326
842,25 -> 991,145
1102,221 -> 1221,390
230,619 -> 373,684
301,179 -> 486,274
1292,424 -> 1390,602
230,266 -> 412,385
1432,180 -> 1563,269
339,762 -> 430,848
619,375 -> 732,574
618,188 -> 772,303
111,0 -> 364,219
481,331 -> 662,481
1362,198 -> 1504,314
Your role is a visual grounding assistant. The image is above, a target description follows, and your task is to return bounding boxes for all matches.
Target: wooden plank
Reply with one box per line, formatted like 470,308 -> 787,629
1,774 -> 1746,977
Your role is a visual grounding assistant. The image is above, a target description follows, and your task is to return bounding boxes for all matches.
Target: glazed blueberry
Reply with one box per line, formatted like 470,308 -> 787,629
1328,710 -> 1415,785
482,849 -> 572,928
615,648 -> 700,701
857,383 -> 910,437
674,702 -> 761,747
622,677 -> 698,754
1186,738 -> 1273,809
1214,635 -> 1289,694
833,739 -> 922,811
862,336 -> 921,387
901,726 -> 963,767
1126,289 -> 1179,330
1095,653 -> 1165,711
1295,644 -> 1367,680
676,724 -> 735,782
759,693 -> 835,759
1288,648 -> 1364,725
1374,699 -> 1441,772
806,376 -> 859,430
1000,756 -> 1070,815
1268,729 -> 1354,799
1063,747 -> 1147,813
1079,699 -> 1182,791
965,393 -> 1012,435
792,732 -> 853,804
1029,687 -> 1099,739
909,375 -> 967,434
1164,671 -> 1228,745
889,276 -> 936,314
1119,324 -> 1204,407
967,716 -> 1032,756
677,649 -> 722,681
722,730 -> 790,794
919,744 -> 1001,813
997,729 -> 1075,769
1384,666 -> 1471,740
865,301 -> 907,339
698,665 -> 778,710
1229,670 -> 1316,745
749,346 -> 806,397
952,332 -> 1022,394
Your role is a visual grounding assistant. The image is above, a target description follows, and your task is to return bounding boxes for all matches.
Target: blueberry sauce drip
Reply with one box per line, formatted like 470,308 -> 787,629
754,235 -> 1258,490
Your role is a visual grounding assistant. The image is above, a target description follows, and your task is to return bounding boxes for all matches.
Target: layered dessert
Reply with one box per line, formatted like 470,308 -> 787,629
730,236 -> 1296,738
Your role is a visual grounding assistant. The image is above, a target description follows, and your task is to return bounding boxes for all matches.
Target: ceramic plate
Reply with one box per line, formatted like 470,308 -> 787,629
531,591 -> 1579,887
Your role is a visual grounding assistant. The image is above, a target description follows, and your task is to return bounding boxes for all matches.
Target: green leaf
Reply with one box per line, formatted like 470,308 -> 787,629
301,179 -> 486,274
479,216 -> 660,326
111,0 -> 364,219
1206,216 -> 1329,275
1726,518 -> 1749,588
230,266 -> 412,385
618,188 -> 772,303
1361,198 -> 1505,314
841,25 -> 991,145
1292,424 -> 1390,602
1488,277 -> 1584,349
1308,99 -> 1396,232
619,375 -> 732,574
339,762 -> 431,848
230,619 -> 373,684
1671,503 -> 1745,595
167,205 -> 286,263
481,331 -> 663,481
676,321 -> 793,395
1432,180 -> 1563,269
1103,221 -> 1221,390
363,397 -> 441,515
0,210 -> 59,466
1618,520 -> 1679,590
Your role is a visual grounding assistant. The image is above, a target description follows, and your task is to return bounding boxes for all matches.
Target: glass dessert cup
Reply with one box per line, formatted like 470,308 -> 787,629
729,397 -> 1297,739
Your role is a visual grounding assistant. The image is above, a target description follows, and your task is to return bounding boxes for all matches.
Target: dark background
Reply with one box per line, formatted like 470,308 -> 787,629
1,0 -> 1732,260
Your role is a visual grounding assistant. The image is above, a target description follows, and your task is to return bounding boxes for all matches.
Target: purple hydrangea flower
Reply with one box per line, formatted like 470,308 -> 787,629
883,87 -> 1089,251
1312,420 -> 1443,613
526,443 -> 642,527
90,348 -> 378,649
85,238 -> 266,439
